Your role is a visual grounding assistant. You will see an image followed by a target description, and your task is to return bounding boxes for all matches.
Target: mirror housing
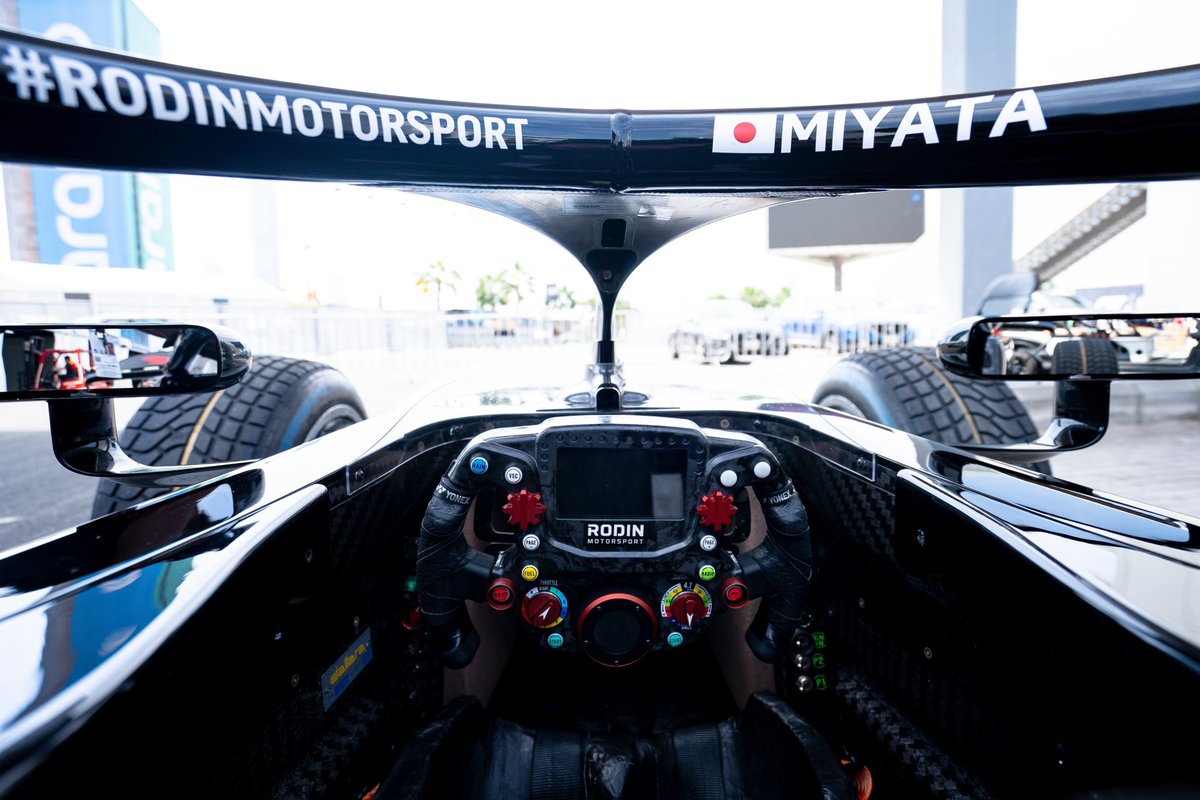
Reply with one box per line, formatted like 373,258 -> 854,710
938,313 -> 1200,380
0,323 -> 255,488
0,323 -> 250,401
930,313 -> 1200,466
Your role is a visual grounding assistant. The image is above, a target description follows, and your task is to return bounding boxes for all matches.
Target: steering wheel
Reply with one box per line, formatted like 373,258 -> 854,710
415,421 -> 815,668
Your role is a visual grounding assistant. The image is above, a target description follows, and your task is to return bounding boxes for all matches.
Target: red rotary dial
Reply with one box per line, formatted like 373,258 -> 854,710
696,490 -> 737,531
503,489 -> 546,531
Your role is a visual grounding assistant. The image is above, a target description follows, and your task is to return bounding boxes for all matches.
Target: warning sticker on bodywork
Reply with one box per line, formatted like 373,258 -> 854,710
321,629 -> 372,710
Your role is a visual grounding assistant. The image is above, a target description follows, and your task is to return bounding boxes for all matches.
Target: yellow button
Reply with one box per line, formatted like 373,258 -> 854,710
521,565 -> 539,582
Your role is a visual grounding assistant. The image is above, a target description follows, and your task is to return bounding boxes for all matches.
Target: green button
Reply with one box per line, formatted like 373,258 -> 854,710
667,632 -> 684,647
547,633 -> 564,649
698,565 -> 717,581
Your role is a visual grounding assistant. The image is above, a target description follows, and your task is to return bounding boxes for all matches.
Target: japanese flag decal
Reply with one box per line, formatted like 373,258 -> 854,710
712,113 -> 778,153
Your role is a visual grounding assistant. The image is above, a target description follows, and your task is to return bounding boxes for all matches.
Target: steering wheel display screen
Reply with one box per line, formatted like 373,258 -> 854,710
555,447 -> 687,520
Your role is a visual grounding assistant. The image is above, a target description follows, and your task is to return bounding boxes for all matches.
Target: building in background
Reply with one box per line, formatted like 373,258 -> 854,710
768,191 -> 926,293
1,0 -> 174,271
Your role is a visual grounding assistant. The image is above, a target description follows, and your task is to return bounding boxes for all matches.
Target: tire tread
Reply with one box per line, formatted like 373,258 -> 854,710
1050,338 -> 1120,376
92,356 -> 362,517
842,347 -> 1039,445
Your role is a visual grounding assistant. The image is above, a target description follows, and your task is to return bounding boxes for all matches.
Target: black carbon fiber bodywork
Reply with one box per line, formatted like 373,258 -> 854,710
3,398 -> 1200,799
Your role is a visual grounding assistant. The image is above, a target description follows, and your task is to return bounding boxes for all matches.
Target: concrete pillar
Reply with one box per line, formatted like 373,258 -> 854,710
940,0 -> 1017,317
250,182 -> 281,288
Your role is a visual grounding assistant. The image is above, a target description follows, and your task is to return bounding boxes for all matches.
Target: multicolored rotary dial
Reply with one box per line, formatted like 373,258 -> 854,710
660,582 -> 712,630
522,586 -> 567,628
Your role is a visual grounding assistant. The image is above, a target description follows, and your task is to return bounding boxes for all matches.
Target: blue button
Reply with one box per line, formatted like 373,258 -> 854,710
667,632 -> 684,647
469,456 -> 489,474
547,632 -> 564,649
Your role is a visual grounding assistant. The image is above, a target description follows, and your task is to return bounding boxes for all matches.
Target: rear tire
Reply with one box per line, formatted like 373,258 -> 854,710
1051,338 -> 1119,376
92,356 -> 366,516
813,347 -> 1050,473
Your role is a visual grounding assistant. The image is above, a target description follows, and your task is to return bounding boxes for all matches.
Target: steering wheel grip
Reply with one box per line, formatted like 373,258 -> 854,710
416,471 -> 492,668
740,479 -> 814,663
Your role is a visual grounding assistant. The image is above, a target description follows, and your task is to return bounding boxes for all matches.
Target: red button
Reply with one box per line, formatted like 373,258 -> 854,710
401,602 -> 424,630
487,578 -> 517,611
721,577 -> 749,609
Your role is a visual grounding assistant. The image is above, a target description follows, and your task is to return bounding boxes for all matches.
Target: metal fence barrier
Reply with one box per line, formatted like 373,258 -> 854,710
781,320 -> 917,354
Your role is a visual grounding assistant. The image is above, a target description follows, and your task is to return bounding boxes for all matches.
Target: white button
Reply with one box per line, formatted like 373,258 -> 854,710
719,469 -> 738,487
522,534 -> 541,551
753,460 -> 771,479
504,466 -> 523,484
700,534 -> 718,551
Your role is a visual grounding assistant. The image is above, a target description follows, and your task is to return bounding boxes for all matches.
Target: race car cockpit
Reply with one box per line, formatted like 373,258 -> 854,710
2,27 -> 1200,800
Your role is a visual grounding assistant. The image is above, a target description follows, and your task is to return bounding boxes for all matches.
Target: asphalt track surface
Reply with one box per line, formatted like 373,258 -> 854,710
3,345 -> 1198,551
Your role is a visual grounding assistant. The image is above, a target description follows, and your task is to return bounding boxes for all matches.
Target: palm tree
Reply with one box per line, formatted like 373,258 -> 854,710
476,274 -> 501,310
477,263 -> 536,309
415,258 -> 461,310
548,286 -> 579,309
505,262 -> 534,307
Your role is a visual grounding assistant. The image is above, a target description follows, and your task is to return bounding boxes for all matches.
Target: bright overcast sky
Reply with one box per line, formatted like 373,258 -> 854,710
122,0 -> 1200,314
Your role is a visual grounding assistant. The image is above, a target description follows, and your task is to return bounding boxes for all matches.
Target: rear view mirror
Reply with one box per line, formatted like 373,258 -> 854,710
938,314 -> 1200,380
0,323 -> 251,400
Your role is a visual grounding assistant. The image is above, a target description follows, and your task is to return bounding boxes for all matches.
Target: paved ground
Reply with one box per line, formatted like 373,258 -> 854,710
3,343 -> 1198,550
0,399 -> 143,550
1012,380 -> 1200,520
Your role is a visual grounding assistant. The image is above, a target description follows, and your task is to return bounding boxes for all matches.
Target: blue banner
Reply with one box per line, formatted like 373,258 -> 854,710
16,0 -> 172,269
125,0 -> 173,270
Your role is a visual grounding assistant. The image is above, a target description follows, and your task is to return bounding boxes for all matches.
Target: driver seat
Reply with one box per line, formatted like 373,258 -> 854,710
375,692 -> 854,800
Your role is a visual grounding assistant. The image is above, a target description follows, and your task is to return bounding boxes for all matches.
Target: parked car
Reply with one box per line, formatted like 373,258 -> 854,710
2,29 -> 1200,800
776,294 -> 915,354
669,299 -> 788,363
